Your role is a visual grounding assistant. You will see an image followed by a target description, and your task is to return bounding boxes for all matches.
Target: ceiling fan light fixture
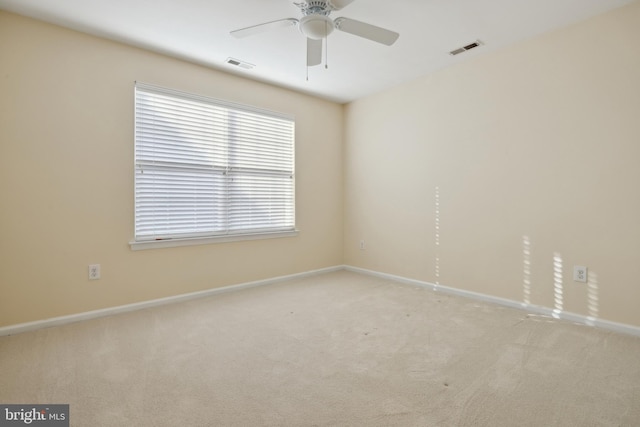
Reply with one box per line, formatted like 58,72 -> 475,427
299,14 -> 334,39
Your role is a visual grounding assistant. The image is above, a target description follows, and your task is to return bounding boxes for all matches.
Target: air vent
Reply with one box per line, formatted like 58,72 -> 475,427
449,40 -> 483,56
225,57 -> 255,69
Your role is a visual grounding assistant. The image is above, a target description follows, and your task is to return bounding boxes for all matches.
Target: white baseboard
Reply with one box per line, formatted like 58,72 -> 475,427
344,265 -> 640,338
3,264 -> 639,339
0,265 -> 344,337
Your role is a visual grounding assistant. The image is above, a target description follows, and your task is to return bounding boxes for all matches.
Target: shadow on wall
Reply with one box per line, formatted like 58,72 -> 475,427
553,252 -> 564,318
434,186 -> 440,286
522,236 -> 532,306
521,235 -> 599,321
431,188 -> 599,321
587,270 -> 599,326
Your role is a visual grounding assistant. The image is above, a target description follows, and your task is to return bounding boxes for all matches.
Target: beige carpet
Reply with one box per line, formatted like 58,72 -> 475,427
1,270 -> 640,426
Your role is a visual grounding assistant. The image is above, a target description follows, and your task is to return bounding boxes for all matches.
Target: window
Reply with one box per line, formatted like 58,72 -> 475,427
132,83 -> 296,249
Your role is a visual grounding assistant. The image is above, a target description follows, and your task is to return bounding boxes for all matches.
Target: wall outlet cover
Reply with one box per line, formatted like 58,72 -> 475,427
89,264 -> 101,280
573,265 -> 587,283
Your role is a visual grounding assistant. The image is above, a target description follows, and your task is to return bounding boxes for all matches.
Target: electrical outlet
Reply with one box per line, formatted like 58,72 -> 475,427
89,264 -> 101,280
360,240 -> 366,250
573,265 -> 587,283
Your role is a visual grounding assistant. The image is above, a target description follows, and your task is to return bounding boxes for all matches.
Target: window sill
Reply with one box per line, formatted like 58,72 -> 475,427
129,229 -> 299,251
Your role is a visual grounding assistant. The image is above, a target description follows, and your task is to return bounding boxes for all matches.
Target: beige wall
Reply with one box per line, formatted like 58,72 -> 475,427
344,2 -> 640,327
0,12 -> 344,326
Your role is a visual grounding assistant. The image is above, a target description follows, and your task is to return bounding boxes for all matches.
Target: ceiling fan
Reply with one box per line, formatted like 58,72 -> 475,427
230,0 -> 399,68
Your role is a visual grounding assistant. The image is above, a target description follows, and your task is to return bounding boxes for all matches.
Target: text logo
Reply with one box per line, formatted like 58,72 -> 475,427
0,405 -> 68,426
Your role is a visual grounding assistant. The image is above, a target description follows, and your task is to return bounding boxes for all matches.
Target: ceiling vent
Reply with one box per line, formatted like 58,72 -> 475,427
449,40 -> 483,56
225,57 -> 255,69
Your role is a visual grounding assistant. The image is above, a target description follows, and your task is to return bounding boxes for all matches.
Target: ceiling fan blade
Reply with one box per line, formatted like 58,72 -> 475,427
230,18 -> 298,38
334,17 -> 399,46
307,38 -> 322,67
328,0 -> 356,11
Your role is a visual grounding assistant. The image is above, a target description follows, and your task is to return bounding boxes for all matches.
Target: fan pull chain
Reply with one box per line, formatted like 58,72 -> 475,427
325,35 -> 328,69
325,21 -> 329,69
306,40 -> 309,81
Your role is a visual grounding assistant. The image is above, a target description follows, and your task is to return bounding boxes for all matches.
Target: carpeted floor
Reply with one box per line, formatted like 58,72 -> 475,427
1,270 -> 640,426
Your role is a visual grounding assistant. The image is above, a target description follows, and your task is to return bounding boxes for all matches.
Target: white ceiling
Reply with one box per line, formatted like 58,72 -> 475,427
0,0 -> 634,103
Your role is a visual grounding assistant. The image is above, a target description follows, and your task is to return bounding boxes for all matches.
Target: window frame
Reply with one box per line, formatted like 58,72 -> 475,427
130,82 -> 298,251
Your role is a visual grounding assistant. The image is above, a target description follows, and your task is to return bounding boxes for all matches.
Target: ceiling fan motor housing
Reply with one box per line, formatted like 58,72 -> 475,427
296,1 -> 331,15
295,0 -> 352,13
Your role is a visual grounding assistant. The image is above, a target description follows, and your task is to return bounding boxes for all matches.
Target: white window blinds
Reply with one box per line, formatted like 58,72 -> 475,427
134,83 -> 295,242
